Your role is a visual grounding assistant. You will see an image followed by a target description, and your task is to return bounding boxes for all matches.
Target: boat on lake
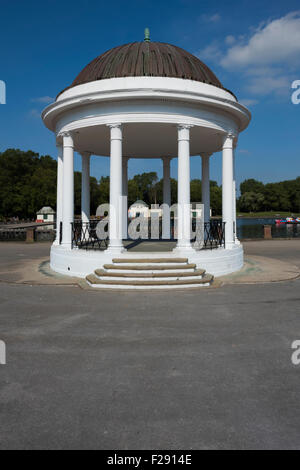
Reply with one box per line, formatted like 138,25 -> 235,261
275,217 -> 300,224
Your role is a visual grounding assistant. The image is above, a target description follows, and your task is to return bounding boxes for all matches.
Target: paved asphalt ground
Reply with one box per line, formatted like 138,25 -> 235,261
0,240 -> 299,449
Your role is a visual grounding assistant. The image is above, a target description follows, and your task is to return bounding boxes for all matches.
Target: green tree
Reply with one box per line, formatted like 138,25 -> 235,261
98,176 -> 110,206
210,185 -> 222,216
263,184 -> 291,211
130,172 -> 158,205
90,176 -> 101,215
239,191 -> 265,212
240,178 -> 265,195
190,179 -> 202,202
0,149 -> 54,219
0,148 -> 298,221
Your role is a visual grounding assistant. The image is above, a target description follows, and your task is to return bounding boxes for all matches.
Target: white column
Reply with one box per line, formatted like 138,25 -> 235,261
201,153 -> 211,224
61,132 -> 74,249
162,157 -> 171,239
222,133 -> 235,249
106,124 -> 125,253
233,145 -> 239,243
54,141 -> 63,245
122,157 -> 129,239
174,125 -> 193,252
81,152 -> 91,224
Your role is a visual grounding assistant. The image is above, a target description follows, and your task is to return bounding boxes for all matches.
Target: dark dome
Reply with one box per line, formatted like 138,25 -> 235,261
59,42 -> 235,98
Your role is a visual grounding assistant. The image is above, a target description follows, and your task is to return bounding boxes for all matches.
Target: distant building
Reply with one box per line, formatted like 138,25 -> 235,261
128,200 -> 149,219
191,203 -> 206,219
128,201 -> 166,219
36,206 -> 55,223
129,201 -> 207,219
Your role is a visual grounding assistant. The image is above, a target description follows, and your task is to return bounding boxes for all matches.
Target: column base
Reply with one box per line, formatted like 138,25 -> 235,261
224,241 -> 236,250
173,244 -> 196,255
105,243 -> 127,255
60,243 -> 73,251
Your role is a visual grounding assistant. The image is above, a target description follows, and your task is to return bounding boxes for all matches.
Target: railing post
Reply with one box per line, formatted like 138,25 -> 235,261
264,225 -> 272,239
59,221 -> 63,244
26,227 -> 35,243
70,222 -> 74,249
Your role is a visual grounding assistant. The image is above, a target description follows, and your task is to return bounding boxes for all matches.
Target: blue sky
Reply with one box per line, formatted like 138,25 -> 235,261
0,0 -> 299,191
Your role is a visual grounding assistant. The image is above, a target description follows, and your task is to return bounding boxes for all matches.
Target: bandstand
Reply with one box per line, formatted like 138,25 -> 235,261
42,32 -> 251,289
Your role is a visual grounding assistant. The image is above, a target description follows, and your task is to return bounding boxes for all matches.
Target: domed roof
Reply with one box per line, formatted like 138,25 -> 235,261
58,40 -> 235,98
130,200 -> 149,207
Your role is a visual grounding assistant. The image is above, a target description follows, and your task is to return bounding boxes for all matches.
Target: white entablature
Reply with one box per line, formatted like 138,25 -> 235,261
43,77 -> 249,158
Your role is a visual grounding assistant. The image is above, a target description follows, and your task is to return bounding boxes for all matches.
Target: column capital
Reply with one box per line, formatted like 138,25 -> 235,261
162,156 -> 172,165
222,132 -> 235,149
107,123 -> 123,140
59,131 -> 74,148
59,130 -> 73,138
106,123 -> 122,129
201,152 -> 212,159
177,123 -> 193,131
80,151 -> 91,159
177,124 -> 192,142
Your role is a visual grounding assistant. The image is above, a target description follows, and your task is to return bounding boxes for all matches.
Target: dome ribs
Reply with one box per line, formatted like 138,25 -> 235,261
126,42 -> 139,76
57,41 -> 235,99
103,46 -> 125,79
151,42 -> 164,76
114,43 -> 132,77
141,41 -> 150,76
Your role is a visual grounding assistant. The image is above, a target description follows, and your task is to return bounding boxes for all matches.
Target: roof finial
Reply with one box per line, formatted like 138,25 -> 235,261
144,28 -> 150,42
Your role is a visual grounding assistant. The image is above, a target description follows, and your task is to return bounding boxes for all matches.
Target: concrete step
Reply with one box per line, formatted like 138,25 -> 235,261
86,273 -> 214,290
103,263 -> 197,272
94,268 -> 206,281
112,257 -> 188,264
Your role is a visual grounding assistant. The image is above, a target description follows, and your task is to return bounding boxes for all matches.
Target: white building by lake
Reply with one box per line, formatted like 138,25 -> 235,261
36,206 -> 55,224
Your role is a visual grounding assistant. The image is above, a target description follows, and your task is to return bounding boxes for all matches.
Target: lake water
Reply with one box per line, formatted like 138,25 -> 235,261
237,218 -> 300,239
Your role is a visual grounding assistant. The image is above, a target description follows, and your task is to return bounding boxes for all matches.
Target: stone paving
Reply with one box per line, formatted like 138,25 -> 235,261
0,240 -> 300,449
0,241 -> 298,287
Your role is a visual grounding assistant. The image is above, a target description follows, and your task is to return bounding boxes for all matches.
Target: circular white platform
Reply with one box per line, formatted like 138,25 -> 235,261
50,243 -> 244,279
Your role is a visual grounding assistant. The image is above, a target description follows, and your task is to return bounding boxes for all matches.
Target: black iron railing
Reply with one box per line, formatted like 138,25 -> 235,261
71,219 -> 225,250
71,220 -> 108,250
0,228 -> 26,241
202,220 -> 225,249
59,221 -> 63,244
191,220 -> 225,249
0,222 -> 56,242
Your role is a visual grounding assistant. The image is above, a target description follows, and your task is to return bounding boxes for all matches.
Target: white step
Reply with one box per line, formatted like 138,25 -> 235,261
103,263 -> 197,274
86,257 -> 214,290
111,258 -> 190,268
86,273 -> 214,290
112,258 -> 188,264
94,268 -> 206,282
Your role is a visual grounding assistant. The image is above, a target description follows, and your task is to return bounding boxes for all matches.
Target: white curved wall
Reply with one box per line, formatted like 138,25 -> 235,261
50,244 -> 243,279
57,76 -> 237,103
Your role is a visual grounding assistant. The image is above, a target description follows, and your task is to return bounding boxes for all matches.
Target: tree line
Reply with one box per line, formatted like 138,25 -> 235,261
0,149 -> 299,220
238,178 -> 300,213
